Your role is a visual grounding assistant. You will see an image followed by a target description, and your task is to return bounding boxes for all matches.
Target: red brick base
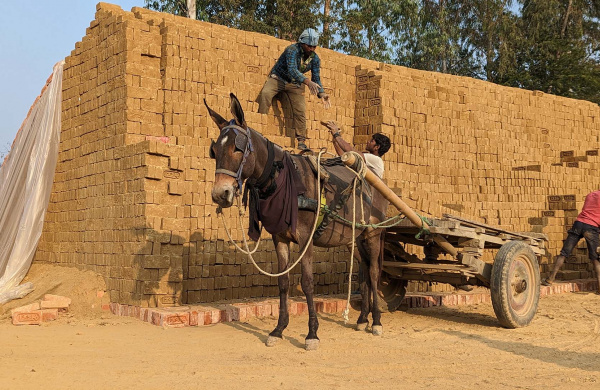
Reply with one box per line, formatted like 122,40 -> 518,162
109,279 -> 599,328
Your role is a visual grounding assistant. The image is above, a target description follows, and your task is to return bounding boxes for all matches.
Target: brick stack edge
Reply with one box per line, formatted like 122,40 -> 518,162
109,279 -> 599,328
32,2 -> 600,308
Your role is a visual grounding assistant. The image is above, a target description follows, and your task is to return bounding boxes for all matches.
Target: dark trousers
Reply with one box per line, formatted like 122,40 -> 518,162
559,221 -> 600,261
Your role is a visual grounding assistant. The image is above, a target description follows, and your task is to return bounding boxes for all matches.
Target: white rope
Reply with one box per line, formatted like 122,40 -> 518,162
218,148 -> 326,277
341,151 -> 369,322
219,209 -> 261,254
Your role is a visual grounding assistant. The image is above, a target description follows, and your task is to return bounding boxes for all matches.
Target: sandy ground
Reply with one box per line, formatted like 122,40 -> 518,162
1,265 -> 599,389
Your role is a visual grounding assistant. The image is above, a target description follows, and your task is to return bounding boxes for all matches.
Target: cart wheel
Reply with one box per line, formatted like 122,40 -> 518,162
490,240 -> 540,328
377,272 -> 408,312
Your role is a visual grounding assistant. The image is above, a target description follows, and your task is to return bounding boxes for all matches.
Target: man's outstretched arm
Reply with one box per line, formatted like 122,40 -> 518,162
323,120 -> 357,156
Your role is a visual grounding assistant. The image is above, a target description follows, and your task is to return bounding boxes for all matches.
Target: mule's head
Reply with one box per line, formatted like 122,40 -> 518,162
205,93 -> 255,208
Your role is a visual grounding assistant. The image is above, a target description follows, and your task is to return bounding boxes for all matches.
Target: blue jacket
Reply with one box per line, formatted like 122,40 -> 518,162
270,43 -> 325,94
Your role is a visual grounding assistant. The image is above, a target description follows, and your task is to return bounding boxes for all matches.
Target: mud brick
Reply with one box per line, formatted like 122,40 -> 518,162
189,309 -> 200,326
204,311 -> 214,325
11,302 -> 40,316
246,65 -> 260,73
152,309 -> 190,327
222,306 -> 240,322
210,309 -> 221,324
566,161 -> 579,168
542,210 -> 555,217
41,296 -> 71,311
586,150 -> 599,156
41,309 -> 59,322
12,311 -> 42,326
560,150 -> 574,158
313,300 -> 324,313
140,307 -> 151,322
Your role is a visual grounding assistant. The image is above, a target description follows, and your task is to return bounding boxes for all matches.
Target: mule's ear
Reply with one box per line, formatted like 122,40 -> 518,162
204,98 -> 228,130
230,93 -> 247,128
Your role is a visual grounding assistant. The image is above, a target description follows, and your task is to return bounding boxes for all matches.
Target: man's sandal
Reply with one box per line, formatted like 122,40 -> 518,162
541,278 -> 553,286
297,142 -> 309,151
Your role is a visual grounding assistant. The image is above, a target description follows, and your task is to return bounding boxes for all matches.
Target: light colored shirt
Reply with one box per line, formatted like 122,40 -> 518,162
364,153 -> 384,179
577,190 -> 600,227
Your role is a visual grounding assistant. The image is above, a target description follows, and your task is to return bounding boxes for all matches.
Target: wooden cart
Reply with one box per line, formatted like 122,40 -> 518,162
380,213 -> 547,328
341,152 -> 546,328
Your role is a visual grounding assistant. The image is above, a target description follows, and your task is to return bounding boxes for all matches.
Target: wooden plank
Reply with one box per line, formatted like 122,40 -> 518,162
382,261 -> 474,273
383,269 -> 478,286
443,213 -> 544,242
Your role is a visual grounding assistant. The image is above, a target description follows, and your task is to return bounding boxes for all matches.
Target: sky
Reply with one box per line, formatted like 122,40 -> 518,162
0,1 -> 144,150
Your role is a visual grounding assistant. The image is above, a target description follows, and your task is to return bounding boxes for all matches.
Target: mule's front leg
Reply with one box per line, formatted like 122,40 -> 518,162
267,237 -> 290,347
300,241 -> 319,350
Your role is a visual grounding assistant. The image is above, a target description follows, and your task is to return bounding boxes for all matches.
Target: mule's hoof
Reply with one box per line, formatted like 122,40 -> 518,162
266,336 -> 282,347
355,322 -> 368,331
372,325 -> 383,336
305,339 -> 320,351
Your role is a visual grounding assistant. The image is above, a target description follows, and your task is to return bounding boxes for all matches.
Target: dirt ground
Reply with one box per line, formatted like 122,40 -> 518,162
0,265 -> 599,389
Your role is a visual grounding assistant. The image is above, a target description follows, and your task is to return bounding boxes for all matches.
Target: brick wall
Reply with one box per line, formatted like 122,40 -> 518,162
33,2 -> 600,306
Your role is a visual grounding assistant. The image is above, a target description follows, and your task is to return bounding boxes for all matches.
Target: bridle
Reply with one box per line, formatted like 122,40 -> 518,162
210,123 -> 254,194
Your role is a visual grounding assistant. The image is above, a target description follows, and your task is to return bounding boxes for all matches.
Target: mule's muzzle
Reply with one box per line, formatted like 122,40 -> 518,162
212,184 -> 236,208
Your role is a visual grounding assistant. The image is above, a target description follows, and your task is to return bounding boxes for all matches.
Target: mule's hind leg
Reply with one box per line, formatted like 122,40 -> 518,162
356,242 -> 370,331
300,241 -> 320,350
267,237 -> 291,347
365,233 -> 384,336
357,231 -> 384,335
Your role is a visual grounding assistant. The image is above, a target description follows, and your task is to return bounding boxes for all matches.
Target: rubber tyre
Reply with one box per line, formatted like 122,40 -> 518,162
490,240 -> 540,328
377,272 -> 408,312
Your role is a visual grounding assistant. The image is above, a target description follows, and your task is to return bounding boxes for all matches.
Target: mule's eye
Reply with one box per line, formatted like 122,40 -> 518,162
209,140 -> 216,159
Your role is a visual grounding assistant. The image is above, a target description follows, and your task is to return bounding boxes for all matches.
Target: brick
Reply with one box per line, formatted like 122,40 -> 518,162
43,294 -> 72,306
12,311 -> 42,326
11,302 -> 40,315
41,309 -> 59,322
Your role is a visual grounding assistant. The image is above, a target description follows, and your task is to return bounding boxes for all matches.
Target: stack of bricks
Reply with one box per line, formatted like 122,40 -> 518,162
32,2 -> 600,307
11,295 -> 71,325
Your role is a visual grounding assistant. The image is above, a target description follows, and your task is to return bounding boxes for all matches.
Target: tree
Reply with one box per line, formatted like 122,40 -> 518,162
332,0 -> 418,62
145,0 -> 321,41
395,1 -> 471,74
460,0 -> 520,82
516,0 -> 600,102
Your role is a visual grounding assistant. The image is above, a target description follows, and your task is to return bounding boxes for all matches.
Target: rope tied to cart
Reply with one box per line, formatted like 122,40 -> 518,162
415,215 -> 432,239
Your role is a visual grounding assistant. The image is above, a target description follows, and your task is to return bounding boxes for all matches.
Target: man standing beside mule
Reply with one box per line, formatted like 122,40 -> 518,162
323,120 -> 390,178
257,28 -> 331,151
543,189 -> 600,294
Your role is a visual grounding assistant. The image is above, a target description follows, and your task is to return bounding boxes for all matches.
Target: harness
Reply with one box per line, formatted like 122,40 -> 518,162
211,123 -> 254,193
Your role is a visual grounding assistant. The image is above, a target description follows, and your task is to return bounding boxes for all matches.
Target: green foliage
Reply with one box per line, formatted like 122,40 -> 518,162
146,0 -> 600,104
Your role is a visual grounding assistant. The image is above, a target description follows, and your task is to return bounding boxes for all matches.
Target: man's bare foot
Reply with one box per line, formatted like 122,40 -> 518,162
541,278 -> 553,286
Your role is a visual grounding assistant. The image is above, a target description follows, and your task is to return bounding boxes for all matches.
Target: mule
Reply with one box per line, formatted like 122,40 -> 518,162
206,93 -> 389,350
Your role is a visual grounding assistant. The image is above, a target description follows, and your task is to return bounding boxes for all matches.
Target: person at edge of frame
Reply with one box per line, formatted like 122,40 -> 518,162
543,189 -> 600,294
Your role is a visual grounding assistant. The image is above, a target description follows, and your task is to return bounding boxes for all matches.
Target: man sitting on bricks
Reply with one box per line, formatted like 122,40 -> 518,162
543,189 -> 600,294
257,28 -> 331,151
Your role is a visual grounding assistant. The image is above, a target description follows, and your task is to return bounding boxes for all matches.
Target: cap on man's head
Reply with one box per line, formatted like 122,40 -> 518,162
299,28 -> 319,46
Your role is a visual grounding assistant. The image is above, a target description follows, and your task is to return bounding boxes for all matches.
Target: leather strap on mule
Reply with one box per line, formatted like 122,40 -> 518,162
255,139 -> 275,189
218,124 -> 253,192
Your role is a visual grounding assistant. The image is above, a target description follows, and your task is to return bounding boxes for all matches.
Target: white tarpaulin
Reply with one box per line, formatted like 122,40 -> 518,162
0,60 -> 63,304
